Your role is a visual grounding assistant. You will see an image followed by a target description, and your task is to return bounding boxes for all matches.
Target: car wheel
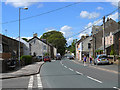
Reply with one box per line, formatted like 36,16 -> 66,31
94,62 -> 96,65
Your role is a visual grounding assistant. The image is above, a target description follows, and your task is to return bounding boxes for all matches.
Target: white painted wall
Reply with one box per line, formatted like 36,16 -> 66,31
29,38 -> 49,56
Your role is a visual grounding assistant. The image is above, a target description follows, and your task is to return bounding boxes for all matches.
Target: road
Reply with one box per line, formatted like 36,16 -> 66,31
2,58 -> 119,89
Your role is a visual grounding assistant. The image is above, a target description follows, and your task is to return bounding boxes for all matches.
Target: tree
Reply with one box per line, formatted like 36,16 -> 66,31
22,38 -> 28,42
70,39 -> 77,56
40,31 -> 67,56
110,45 -> 115,55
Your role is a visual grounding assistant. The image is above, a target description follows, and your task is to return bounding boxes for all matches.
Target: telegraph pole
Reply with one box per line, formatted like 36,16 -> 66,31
103,16 -> 105,54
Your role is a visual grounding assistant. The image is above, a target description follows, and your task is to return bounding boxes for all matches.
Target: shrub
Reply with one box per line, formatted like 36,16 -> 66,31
20,55 -> 32,65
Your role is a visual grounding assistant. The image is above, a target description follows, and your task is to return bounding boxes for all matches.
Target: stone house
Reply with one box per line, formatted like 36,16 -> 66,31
92,18 -> 118,57
76,35 -> 92,60
28,34 -> 57,59
0,34 -> 24,59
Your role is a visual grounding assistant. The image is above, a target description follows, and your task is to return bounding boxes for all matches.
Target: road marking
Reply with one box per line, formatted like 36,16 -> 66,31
52,60 -> 56,62
76,71 -> 83,75
69,68 -> 74,71
60,61 -> 64,66
64,66 -> 67,68
37,74 -> 43,89
87,76 -> 102,83
113,87 -> 120,90
28,76 -> 34,88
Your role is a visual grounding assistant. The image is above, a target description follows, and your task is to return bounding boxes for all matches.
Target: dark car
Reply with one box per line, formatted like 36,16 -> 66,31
36,56 -> 43,61
6,59 -> 16,70
67,55 -> 74,60
43,56 -> 51,62
55,55 -> 61,60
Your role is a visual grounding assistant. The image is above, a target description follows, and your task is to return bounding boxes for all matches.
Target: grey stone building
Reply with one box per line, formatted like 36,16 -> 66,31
92,18 -> 118,57
28,34 -> 57,59
76,35 -> 92,60
0,34 -> 24,59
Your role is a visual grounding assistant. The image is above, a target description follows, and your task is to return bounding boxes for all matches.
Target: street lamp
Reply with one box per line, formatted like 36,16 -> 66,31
18,7 -> 28,66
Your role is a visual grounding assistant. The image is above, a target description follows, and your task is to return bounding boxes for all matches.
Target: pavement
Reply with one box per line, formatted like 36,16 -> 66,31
73,59 -> 119,74
0,61 -> 44,79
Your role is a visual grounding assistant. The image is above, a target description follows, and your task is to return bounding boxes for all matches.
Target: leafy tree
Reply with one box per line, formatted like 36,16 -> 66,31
22,38 -> 28,42
110,45 -> 115,55
69,39 -> 77,56
40,31 -> 67,56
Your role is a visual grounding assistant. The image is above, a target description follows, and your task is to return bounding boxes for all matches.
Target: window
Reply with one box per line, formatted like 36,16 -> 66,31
34,39 -> 36,44
43,45 -> 46,50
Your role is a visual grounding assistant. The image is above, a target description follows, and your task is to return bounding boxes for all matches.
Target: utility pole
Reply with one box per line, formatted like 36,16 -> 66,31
103,16 -> 105,54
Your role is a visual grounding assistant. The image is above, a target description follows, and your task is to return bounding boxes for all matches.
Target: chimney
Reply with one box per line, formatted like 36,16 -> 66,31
33,33 -> 38,37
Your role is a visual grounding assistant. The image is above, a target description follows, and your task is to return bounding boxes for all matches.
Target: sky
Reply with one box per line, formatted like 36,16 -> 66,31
1,0 -> 119,45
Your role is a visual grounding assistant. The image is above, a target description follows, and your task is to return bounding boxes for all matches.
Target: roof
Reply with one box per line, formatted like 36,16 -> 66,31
28,36 -> 56,48
0,34 -> 23,44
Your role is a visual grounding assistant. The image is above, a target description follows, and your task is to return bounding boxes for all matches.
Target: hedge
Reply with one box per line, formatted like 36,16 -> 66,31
20,55 -> 32,65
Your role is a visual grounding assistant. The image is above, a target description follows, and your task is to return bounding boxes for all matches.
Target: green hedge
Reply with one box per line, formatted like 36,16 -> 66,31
20,55 -> 32,65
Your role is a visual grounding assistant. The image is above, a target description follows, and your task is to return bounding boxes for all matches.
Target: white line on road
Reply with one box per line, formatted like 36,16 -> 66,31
76,71 -> 83,75
113,87 -> 120,90
28,76 -> 34,88
37,74 -> 43,89
69,68 -> 74,71
64,66 -> 67,68
87,76 -> 102,83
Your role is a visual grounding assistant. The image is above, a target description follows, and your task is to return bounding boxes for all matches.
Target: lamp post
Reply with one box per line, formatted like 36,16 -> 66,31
18,7 -> 28,66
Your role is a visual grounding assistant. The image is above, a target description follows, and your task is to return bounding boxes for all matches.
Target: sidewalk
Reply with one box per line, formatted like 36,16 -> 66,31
0,62 -> 44,79
73,59 -> 119,74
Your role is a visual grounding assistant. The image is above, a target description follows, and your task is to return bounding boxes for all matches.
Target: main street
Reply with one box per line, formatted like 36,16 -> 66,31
2,57 -> 119,89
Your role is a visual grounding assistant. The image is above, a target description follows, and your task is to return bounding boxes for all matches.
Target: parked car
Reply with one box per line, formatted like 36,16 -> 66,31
43,56 -> 51,62
6,59 -> 16,70
55,55 -> 61,60
67,55 -> 74,60
94,54 -> 109,65
36,56 -> 43,61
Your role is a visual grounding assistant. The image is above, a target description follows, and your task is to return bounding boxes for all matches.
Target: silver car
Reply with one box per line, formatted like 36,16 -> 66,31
94,54 -> 109,65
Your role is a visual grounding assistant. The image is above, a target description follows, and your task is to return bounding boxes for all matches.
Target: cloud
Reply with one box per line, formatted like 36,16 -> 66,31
96,7 -> 104,10
80,11 -> 100,19
45,27 -> 56,32
108,12 -> 118,21
21,37 -> 33,40
60,25 -> 73,38
5,0 -> 38,7
78,22 -> 92,39
67,37 -> 74,45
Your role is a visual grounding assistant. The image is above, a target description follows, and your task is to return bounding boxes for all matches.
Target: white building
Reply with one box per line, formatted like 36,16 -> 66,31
16,38 -> 30,55
28,34 -> 57,58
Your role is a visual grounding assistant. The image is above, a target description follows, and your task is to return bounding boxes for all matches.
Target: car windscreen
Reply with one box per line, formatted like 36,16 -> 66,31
99,56 -> 107,59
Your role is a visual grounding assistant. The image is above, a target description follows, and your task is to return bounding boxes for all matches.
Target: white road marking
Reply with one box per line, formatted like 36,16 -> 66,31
87,76 -> 102,83
64,66 -> 67,68
69,68 -> 74,71
37,74 -> 43,88
113,87 -> 120,90
28,76 -> 34,88
52,60 -> 56,62
76,71 -> 83,75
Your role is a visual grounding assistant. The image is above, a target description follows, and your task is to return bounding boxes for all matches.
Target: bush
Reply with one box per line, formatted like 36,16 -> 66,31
20,55 -> 32,65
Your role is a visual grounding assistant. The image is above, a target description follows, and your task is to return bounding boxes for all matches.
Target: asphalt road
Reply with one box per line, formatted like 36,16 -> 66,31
2,58 -> 119,90
40,58 -> 118,89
